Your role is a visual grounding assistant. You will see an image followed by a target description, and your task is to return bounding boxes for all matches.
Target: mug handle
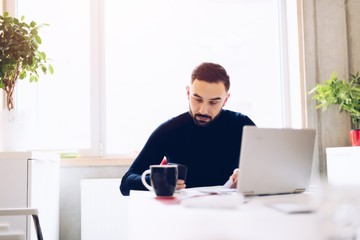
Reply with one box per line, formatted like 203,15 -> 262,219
141,169 -> 153,191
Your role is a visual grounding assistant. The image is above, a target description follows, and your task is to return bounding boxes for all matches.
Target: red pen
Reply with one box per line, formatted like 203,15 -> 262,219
160,156 -> 168,165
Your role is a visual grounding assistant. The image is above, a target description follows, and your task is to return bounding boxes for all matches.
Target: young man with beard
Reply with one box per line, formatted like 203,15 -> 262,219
120,62 -> 256,196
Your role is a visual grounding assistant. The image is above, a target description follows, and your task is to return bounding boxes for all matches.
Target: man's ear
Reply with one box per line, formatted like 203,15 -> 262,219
186,86 -> 190,99
223,93 -> 230,107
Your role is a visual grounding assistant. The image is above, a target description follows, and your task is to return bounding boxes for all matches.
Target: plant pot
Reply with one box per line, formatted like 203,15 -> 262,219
349,129 -> 360,146
0,109 -> 36,151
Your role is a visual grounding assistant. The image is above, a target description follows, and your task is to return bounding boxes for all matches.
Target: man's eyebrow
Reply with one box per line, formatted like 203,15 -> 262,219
193,93 -> 222,101
209,97 -> 222,101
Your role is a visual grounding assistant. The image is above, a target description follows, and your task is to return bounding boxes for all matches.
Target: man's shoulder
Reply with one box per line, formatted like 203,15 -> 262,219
222,109 -> 251,120
157,112 -> 192,131
166,112 -> 191,124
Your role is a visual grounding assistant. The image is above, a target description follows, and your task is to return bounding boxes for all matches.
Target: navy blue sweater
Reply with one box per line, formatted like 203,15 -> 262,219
120,109 -> 255,196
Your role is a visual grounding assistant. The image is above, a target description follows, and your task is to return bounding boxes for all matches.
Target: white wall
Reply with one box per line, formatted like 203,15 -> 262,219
302,0 -> 360,179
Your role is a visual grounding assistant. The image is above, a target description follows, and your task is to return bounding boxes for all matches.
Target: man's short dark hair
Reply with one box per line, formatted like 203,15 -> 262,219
191,62 -> 230,91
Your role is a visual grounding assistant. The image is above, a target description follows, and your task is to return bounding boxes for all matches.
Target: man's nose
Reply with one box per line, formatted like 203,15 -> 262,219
199,103 -> 209,114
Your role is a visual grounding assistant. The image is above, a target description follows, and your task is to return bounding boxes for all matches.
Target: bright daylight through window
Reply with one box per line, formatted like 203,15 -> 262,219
14,0 -> 301,157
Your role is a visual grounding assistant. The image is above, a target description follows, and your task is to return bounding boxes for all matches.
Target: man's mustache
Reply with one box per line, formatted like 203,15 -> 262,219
195,114 -> 211,120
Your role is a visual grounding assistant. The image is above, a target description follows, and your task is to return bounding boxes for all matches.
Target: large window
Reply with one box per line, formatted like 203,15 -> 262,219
12,0 -> 301,157
16,0 -> 92,151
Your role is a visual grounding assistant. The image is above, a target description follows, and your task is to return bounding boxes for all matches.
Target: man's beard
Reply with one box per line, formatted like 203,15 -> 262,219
189,109 -> 213,126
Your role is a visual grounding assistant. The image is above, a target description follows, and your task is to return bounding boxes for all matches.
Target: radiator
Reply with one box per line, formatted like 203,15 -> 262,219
80,178 -> 127,240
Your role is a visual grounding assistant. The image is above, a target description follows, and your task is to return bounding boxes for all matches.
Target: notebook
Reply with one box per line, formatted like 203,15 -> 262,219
236,126 -> 316,196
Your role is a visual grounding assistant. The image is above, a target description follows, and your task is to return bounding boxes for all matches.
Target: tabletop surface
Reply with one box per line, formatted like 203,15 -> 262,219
124,188 -> 326,240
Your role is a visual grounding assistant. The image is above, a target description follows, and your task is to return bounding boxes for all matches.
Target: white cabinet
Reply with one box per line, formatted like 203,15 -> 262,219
326,147 -> 360,185
0,152 -> 60,240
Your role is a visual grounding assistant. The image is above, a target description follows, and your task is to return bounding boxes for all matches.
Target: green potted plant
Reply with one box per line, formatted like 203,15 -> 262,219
309,71 -> 360,146
0,12 -> 54,111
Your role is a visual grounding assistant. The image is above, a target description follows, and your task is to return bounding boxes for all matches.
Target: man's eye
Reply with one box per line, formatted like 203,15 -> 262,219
210,101 -> 219,105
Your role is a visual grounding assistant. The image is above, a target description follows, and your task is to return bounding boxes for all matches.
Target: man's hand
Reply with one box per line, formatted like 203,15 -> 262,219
230,168 -> 239,188
176,179 -> 186,190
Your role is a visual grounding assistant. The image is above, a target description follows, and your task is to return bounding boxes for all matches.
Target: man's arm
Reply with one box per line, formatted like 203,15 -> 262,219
120,170 -> 149,196
119,125 -> 169,196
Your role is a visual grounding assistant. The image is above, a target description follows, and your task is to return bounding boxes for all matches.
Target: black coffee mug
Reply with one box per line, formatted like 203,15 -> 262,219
168,163 -> 188,181
141,165 -> 178,197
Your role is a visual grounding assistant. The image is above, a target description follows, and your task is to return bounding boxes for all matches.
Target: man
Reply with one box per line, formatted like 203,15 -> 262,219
120,62 -> 255,196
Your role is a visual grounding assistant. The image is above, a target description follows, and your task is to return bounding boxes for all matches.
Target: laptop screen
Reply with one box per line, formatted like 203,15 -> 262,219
236,126 -> 316,196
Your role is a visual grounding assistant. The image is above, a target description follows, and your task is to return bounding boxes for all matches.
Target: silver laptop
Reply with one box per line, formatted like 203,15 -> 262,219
237,126 -> 316,196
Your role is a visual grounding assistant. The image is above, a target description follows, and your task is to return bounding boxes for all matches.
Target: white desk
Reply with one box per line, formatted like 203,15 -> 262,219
123,190 -> 324,240
79,184 -> 360,240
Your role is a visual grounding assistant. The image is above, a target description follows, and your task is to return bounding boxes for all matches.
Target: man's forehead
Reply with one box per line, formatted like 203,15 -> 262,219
190,79 -> 227,99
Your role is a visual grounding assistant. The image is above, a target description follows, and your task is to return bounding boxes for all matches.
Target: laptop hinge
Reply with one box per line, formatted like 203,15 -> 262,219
242,191 -> 255,196
294,188 -> 305,193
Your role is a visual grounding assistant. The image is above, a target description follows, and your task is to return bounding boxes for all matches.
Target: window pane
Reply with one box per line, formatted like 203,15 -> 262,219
104,0 -> 282,155
14,0 -> 297,156
17,0 -> 91,150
